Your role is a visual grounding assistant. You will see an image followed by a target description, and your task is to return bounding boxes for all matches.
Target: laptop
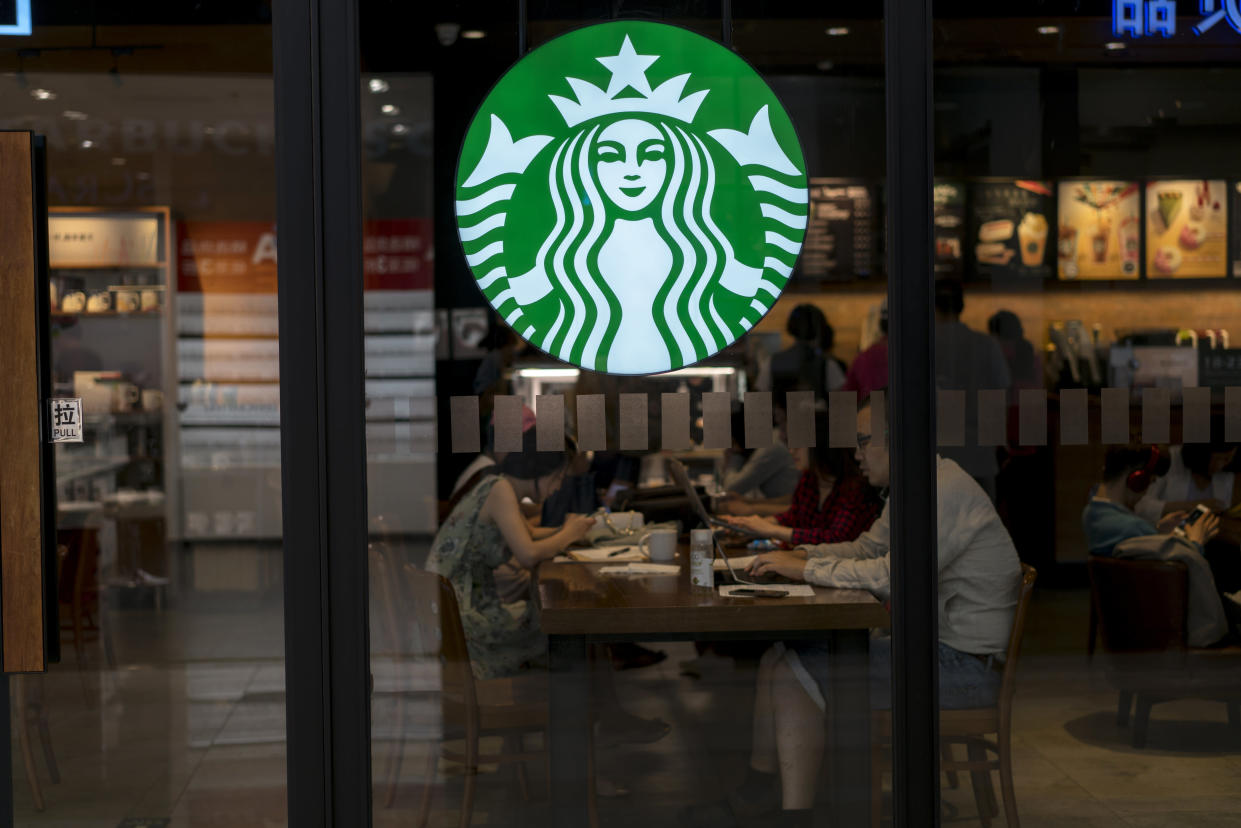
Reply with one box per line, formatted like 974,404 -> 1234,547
665,457 -> 772,540
666,458 -> 766,586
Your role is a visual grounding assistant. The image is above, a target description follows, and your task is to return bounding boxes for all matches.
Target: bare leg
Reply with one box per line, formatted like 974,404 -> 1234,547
772,658 -> 825,810
749,646 -> 782,774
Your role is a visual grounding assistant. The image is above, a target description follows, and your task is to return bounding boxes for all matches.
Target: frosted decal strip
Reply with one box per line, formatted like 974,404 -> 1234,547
870,391 -> 887,449
828,391 -> 858,448
536,394 -> 565,452
1227,387 -> 1241,444
576,394 -> 607,451
1141,387 -> 1171,446
701,391 -> 733,450
1018,388 -> 1048,447
1059,388 -> 1089,445
661,392 -> 692,451
744,391 -> 774,450
449,396 -> 480,454
1181,387 -> 1211,444
976,389 -> 1007,447
936,389 -> 965,448
1100,388 -> 1130,445
492,395 -> 525,453
785,390 -> 815,450
619,393 -> 649,451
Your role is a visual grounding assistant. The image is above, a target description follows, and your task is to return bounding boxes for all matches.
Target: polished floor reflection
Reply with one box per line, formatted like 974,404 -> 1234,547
11,582 -> 1240,827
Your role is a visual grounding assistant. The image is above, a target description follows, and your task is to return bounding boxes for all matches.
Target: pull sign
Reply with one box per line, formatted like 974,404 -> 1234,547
49,398 -> 84,443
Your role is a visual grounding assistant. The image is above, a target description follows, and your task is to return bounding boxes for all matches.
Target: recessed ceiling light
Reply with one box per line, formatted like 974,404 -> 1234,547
204,126 -> 216,134
381,103 -> 400,115
368,78 -> 390,93
461,29 -> 486,39
111,157 -> 126,166
62,110 -> 88,120
825,26 -> 850,36
1105,41 -> 1126,50
31,88 -> 56,101
391,123 -> 410,135
1037,25 -> 1060,35
80,139 -> 94,149
816,60 -> 835,71
136,171 -> 151,181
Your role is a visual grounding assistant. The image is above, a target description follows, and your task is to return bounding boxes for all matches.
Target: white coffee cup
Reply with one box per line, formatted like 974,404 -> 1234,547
639,528 -> 677,563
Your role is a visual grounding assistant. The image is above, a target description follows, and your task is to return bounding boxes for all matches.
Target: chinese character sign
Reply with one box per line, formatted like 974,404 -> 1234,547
49,398 -> 84,443
1113,0 -> 1241,37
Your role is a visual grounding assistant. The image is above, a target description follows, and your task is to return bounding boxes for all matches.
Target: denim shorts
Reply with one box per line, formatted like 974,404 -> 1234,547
784,635 -> 1001,712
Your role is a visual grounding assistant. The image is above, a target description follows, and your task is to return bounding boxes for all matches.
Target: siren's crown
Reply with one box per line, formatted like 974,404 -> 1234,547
549,35 -> 708,128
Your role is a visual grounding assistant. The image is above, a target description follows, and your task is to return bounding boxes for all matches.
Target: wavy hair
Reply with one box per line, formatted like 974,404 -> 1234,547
531,118 -> 737,372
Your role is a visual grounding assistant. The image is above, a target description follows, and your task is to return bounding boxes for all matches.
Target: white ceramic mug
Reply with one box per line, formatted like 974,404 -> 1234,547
141,389 -> 164,411
639,528 -> 677,563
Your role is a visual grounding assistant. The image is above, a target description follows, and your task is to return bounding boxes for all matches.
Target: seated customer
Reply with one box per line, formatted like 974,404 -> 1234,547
721,407 -> 800,508
690,401 -> 1021,827
1136,440 -> 1237,521
720,413 -> 882,546
1083,445 -> 1232,647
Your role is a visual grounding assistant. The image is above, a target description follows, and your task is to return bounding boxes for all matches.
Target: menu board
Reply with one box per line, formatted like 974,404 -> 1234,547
798,178 -> 876,281
1232,181 -> 1241,278
933,180 -> 966,278
1057,180 -> 1140,280
1145,180 -> 1228,279
967,180 -> 1054,280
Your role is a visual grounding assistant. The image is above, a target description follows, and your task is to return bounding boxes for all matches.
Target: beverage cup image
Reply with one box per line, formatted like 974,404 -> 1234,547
640,528 -> 678,562
1091,220 -> 1110,263
1017,212 -> 1048,267
1058,224 -> 1077,262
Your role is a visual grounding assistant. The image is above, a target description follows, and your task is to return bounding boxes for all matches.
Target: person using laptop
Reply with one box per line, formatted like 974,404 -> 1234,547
685,398 -> 1020,828
718,412 -> 882,546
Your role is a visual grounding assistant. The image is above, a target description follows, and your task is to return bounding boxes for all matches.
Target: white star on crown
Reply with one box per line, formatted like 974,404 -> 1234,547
549,35 -> 709,128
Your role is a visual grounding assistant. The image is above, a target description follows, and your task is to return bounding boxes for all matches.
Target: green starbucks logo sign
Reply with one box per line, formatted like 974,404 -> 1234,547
455,21 -> 807,374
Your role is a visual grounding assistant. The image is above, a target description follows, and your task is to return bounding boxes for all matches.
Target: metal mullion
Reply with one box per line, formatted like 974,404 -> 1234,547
884,0 -> 940,825
273,0 -> 371,825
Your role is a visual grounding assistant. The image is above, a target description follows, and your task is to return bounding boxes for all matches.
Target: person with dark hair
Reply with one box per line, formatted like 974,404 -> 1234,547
428,426 -> 594,679
935,280 -> 1011,500
987,310 -> 1042,389
686,399 -> 1019,827
1136,439 -> 1237,522
1082,445 -> 1231,647
720,413 -> 881,546
720,400 -> 800,508
768,304 -> 846,398
842,299 -> 887,397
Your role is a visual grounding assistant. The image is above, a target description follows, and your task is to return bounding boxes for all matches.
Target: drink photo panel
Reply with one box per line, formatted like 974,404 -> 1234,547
1146,180 -> 1228,279
1056,180 -> 1140,280
967,179 -> 1053,281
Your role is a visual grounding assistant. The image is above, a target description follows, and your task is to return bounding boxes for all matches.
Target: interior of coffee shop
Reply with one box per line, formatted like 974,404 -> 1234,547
2,0 -> 1240,826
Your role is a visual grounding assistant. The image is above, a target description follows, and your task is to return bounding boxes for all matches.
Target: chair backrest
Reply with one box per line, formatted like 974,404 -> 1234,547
998,563 -> 1038,712
400,565 -> 477,716
1088,556 -> 1188,653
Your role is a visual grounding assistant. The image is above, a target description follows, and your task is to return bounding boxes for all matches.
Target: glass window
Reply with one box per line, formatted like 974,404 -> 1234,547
361,5 -> 896,826
932,4 -> 1241,825
7,5 -> 288,824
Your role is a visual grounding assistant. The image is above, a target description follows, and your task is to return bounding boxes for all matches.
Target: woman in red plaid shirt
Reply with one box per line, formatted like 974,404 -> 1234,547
720,413 -> 882,546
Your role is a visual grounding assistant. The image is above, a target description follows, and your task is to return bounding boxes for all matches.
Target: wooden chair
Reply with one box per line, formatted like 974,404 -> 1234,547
56,534 -> 115,671
1088,556 -> 1241,749
872,563 -> 1037,828
13,675 -> 59,811
371,552 -> 557,828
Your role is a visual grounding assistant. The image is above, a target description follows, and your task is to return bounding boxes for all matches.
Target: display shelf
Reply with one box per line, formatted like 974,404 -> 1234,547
51,310 -> 163,318
49,262 -> 167,270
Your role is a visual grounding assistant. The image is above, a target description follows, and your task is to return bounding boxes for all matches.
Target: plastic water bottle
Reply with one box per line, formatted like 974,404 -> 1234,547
690,528 -> 715,590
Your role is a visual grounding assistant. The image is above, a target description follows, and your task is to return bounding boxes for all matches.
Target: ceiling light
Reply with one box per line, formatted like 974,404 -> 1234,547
825,27 -> 850,36
1105,41 -> 1126,50
368,78 -> 390,93
391,123 -> 410,135
1037,25 -> 1060,34
461,29 -> 487,39
381,104 -> 400,115
80,139 -> 94,149
136,171 -> 151,181
62,110 -> 88,120
110,157 -> 126,166
816,60 -> 835,71
30,88 -> 56,100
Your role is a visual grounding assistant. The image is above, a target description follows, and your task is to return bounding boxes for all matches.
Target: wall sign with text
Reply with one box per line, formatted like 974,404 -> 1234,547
968,180 -> 1054,281
454,21 -> 808,375
1113,0 -> 1241,38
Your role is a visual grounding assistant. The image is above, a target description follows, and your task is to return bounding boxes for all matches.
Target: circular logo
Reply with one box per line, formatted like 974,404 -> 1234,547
455,21 -> 807,375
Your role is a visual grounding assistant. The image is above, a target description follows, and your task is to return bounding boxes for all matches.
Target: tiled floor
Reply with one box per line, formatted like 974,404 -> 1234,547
11,586 -> 1241,827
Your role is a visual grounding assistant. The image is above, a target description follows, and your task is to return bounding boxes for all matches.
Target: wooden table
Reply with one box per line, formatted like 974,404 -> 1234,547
537,553 -> 890,828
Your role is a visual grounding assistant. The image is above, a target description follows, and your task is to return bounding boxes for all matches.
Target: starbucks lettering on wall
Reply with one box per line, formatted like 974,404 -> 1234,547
454,22 -> 808,375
